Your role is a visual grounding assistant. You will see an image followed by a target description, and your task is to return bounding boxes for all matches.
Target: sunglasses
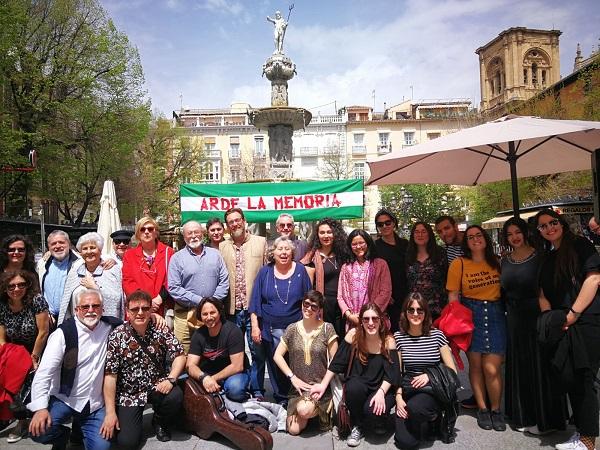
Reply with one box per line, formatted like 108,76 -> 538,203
302,300 -> 319,312
78,303 -> 102,310
278,223 -> 294,230
376,220 -> 393,228
407,307 -> 425,316
114,239 -> 130,245
140,226 -> 155,233
7,282 -> 28,291
537,219 -> 560,232
361,316 -> 381,324
129,306 -> 151,313
7,247 -> 26,254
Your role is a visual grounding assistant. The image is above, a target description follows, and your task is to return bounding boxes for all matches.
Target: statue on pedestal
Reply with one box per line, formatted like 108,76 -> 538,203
266,5 -> 293,54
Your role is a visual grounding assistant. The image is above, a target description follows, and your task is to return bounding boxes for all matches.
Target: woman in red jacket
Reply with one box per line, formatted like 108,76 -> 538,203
122,217 -> 174,316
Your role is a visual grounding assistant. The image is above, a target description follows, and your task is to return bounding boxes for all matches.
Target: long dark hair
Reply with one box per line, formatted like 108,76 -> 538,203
461,225 -> 500,272
354,303 -> 390,365
534,209 -> 579,288
399,292 -> 432,335
406,221 -> 444,265
0,235 -> 36,272
306,218 -> 349,264
501,217 -> 532,249
0,270 -> 40,307
346,229 -> 377,263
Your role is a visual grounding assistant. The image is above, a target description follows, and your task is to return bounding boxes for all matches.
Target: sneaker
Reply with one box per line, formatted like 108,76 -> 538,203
516,426 -> 527,432
7,420 -> 27,443
347,426 -> 363,447
555,433 -> 584,450
476,409 -> 493,431
490,410 -> 506,431
526,425 -> 556,435
461,395 -> 478,409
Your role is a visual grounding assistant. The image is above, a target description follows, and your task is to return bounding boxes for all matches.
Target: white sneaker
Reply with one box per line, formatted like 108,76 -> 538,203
526,425 -> 556,435
555,433 -> 586,450
347,426 -> 363,447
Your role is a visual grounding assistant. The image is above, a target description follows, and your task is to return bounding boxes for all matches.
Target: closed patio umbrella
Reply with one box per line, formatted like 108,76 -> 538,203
97,180 -> 122,256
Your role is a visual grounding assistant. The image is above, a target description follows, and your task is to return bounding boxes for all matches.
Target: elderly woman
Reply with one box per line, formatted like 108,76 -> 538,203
205,217 -> 225,250
122,217 -> 174,317
535,209 -> 600,450
300,218 -> 349,338
273,290 -> 338,435
0,235 -> 37,276
0,270 -> 49,443
59,232 -> 123,324
249,236 -> 312,405
338,229 -> 392,330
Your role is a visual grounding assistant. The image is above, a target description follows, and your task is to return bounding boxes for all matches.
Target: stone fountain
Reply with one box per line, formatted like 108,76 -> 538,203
249,7 -> 312,179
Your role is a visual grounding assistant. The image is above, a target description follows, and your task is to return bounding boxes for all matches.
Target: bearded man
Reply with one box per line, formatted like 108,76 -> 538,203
167,220 -> 229,353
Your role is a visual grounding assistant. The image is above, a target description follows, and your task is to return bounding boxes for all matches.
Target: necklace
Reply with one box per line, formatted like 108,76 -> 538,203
274,272 -> 293,305
320,252 -> 338,270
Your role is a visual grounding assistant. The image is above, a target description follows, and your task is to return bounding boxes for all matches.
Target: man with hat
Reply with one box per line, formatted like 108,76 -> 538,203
109,229 -> 133,268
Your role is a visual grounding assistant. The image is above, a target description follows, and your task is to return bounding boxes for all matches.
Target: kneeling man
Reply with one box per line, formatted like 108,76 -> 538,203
187,297 -> 250,401
101,290 -> 186,448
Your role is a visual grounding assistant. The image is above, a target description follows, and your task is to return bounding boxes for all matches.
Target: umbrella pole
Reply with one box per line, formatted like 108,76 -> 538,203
508,141 -> 520,218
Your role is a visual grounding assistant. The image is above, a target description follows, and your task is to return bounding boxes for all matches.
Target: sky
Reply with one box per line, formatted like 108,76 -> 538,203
101,0 -> 600,117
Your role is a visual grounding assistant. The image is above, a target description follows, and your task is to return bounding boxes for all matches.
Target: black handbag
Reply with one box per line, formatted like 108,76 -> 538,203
336,347 -> 355,437
400,374 -> 434,398
9,369 -> 35,420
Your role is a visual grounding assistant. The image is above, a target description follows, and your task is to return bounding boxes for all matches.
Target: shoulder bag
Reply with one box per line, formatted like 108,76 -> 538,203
336,346 -> 355,437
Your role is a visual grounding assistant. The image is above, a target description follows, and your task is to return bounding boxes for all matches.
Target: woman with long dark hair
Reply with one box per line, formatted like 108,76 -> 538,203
446,225 -> 505,432
535,209 -> 600,450
310,303 -> 399,447
501,217 -> 566,434
405,221 -> 448,320
0,235 -> 36,275
300,218 -> 349,337
338,229 -> 392,330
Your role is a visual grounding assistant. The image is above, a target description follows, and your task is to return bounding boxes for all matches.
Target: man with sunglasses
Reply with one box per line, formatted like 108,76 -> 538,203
271,213 -> 308,262
101,290 -> 186,447
109,229 -> 133,268
28,289 -> 119,450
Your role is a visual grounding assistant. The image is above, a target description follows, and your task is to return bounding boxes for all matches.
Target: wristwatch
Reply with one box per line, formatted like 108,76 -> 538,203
167,377 -> 177,386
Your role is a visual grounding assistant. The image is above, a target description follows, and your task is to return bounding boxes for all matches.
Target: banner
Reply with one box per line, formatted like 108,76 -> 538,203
180,179 -> 364,223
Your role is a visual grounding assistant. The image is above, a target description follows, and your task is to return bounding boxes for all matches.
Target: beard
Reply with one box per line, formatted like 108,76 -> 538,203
187,238 -> 202,249
79,313 -> 100,328
231,228 -> 245,239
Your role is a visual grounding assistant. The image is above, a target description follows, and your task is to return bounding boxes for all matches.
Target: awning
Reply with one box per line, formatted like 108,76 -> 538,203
482,211 -> 538,230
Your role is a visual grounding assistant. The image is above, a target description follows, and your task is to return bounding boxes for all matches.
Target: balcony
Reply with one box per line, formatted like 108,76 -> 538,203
352,145 -> 367,154
403,140 -> 417,148
205,149 -> 221,158
299,146 -> 318,156
312,115 -> 343,124
377,144 -> 391,154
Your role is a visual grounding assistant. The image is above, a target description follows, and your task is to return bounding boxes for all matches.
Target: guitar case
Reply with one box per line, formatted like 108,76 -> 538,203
183,377 -> 274,450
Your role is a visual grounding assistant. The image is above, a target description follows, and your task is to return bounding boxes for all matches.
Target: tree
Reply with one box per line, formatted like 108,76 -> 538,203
320,144 -> 351,180
0,0 -> 150,224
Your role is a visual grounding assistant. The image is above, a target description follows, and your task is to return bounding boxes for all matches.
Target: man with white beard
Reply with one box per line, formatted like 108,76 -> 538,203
168,220 -> 229,352
27,289 -> 119,450
36,230 -> 81,327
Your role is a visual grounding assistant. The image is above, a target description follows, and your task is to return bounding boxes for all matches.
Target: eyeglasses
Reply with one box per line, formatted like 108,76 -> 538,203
302,300 -> 319,312
129,306 -> 151,313
466,233 -> 483,241
140,226 -> 155,233
361,316 -> 381,324
227,217 -> 243,226
537,219 -> 560,232
351,242 -> 367,249
407,307 -> 425,316
7,247 -> 26,254
278,223 -> 294,230
7,282 -> 28,291
376,220 -> 393,228
113,239 -> 130,245
78,303 -> 102,311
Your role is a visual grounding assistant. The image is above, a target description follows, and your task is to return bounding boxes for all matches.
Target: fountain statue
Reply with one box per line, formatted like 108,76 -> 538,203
250,4 -> 311,178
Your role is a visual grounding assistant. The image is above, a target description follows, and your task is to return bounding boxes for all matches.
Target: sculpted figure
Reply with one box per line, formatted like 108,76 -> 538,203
267,10 -> 287,54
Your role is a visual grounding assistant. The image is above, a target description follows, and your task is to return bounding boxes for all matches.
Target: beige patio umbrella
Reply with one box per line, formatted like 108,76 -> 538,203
97,180 -> 122,256
366,115 -> 600,216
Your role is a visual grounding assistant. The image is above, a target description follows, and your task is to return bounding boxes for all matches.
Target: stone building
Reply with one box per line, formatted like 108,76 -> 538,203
476,27 -> 561,118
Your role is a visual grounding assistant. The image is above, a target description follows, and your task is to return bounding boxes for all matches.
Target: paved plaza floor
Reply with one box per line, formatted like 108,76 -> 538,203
1,354 -> 588,449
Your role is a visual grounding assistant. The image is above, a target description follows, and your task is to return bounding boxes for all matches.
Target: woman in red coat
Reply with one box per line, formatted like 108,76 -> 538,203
122,217 -> 174,316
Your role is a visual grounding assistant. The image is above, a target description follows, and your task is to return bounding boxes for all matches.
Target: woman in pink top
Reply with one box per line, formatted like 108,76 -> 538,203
338,229 -> 392,331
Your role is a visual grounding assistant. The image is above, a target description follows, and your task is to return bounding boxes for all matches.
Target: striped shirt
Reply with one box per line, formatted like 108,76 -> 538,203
394,329 -> 448,376
445,244 -> 463,264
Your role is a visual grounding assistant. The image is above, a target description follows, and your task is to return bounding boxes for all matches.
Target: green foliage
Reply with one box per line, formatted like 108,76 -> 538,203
380,184 -> 463,225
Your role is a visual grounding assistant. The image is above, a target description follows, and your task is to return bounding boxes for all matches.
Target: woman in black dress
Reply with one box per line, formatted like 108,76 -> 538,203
536,209 -> 600,450
501,217 -> 566,434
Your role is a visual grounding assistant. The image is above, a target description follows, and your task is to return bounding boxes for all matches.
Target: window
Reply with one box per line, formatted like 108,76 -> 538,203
254,137 -> 264,157
352,133 -> 366,153
353,162 -> 365,179
229,143 -> 240,159
353,133 -> 364,145
378,133 -> 389,146
532,63 -> 538,85
231,170 -> 240,183
302,157 -> 317,167
204,142 -> 216,151
523,69 -> 528,84
541,70 -> 546,85
427,132 -> 441,140
201,161 -> 220,183
404,132 -> 415,146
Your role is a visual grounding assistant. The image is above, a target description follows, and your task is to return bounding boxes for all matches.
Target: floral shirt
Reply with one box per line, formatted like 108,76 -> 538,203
406,257 -> 448,318
105,321 -> 184,406
0,294 -> 48,352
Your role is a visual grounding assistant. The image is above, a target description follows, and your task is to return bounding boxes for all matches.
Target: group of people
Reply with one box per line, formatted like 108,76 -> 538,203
0,207 -> 598,450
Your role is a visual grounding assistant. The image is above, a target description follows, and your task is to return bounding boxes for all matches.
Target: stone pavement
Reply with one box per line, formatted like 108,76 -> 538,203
1,354 -> 587,449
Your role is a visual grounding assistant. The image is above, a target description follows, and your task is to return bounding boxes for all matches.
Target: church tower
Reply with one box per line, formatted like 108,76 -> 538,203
476,27 -> 561,116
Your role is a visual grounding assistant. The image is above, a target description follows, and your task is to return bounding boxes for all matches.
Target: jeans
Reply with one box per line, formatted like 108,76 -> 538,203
223,371 -> 250,402
394,392 -> 439,449
231,309 -> 266,397
263,326 -> 291,405
31,397 -> 110,450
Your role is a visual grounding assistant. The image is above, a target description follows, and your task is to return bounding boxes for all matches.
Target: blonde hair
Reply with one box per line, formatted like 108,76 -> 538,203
134,216 -> 159,241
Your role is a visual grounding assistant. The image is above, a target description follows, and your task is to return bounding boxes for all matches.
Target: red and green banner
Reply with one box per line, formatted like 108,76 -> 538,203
180,179 -> 364,223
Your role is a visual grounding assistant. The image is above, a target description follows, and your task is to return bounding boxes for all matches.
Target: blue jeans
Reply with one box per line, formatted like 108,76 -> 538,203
31,397 -> 111,450
264,326 -> 291,405
223,371 -> 250,402
231,309 -> 266,397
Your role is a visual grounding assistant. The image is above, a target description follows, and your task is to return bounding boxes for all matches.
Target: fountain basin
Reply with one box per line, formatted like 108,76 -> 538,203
250,106 -> 312,131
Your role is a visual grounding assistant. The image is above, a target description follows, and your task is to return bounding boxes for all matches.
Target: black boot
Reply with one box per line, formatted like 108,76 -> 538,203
152,415 -> 172,442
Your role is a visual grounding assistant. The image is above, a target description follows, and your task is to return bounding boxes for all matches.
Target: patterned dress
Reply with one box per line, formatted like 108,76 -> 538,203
406,256 -> 448,319
0,294 -> 48,352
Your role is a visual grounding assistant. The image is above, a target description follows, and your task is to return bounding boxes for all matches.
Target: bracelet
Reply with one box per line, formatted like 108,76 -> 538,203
569,307 -> 581,318
287,373 -> 295,380
199,373 -> 208,383
378,387 -> 386,395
